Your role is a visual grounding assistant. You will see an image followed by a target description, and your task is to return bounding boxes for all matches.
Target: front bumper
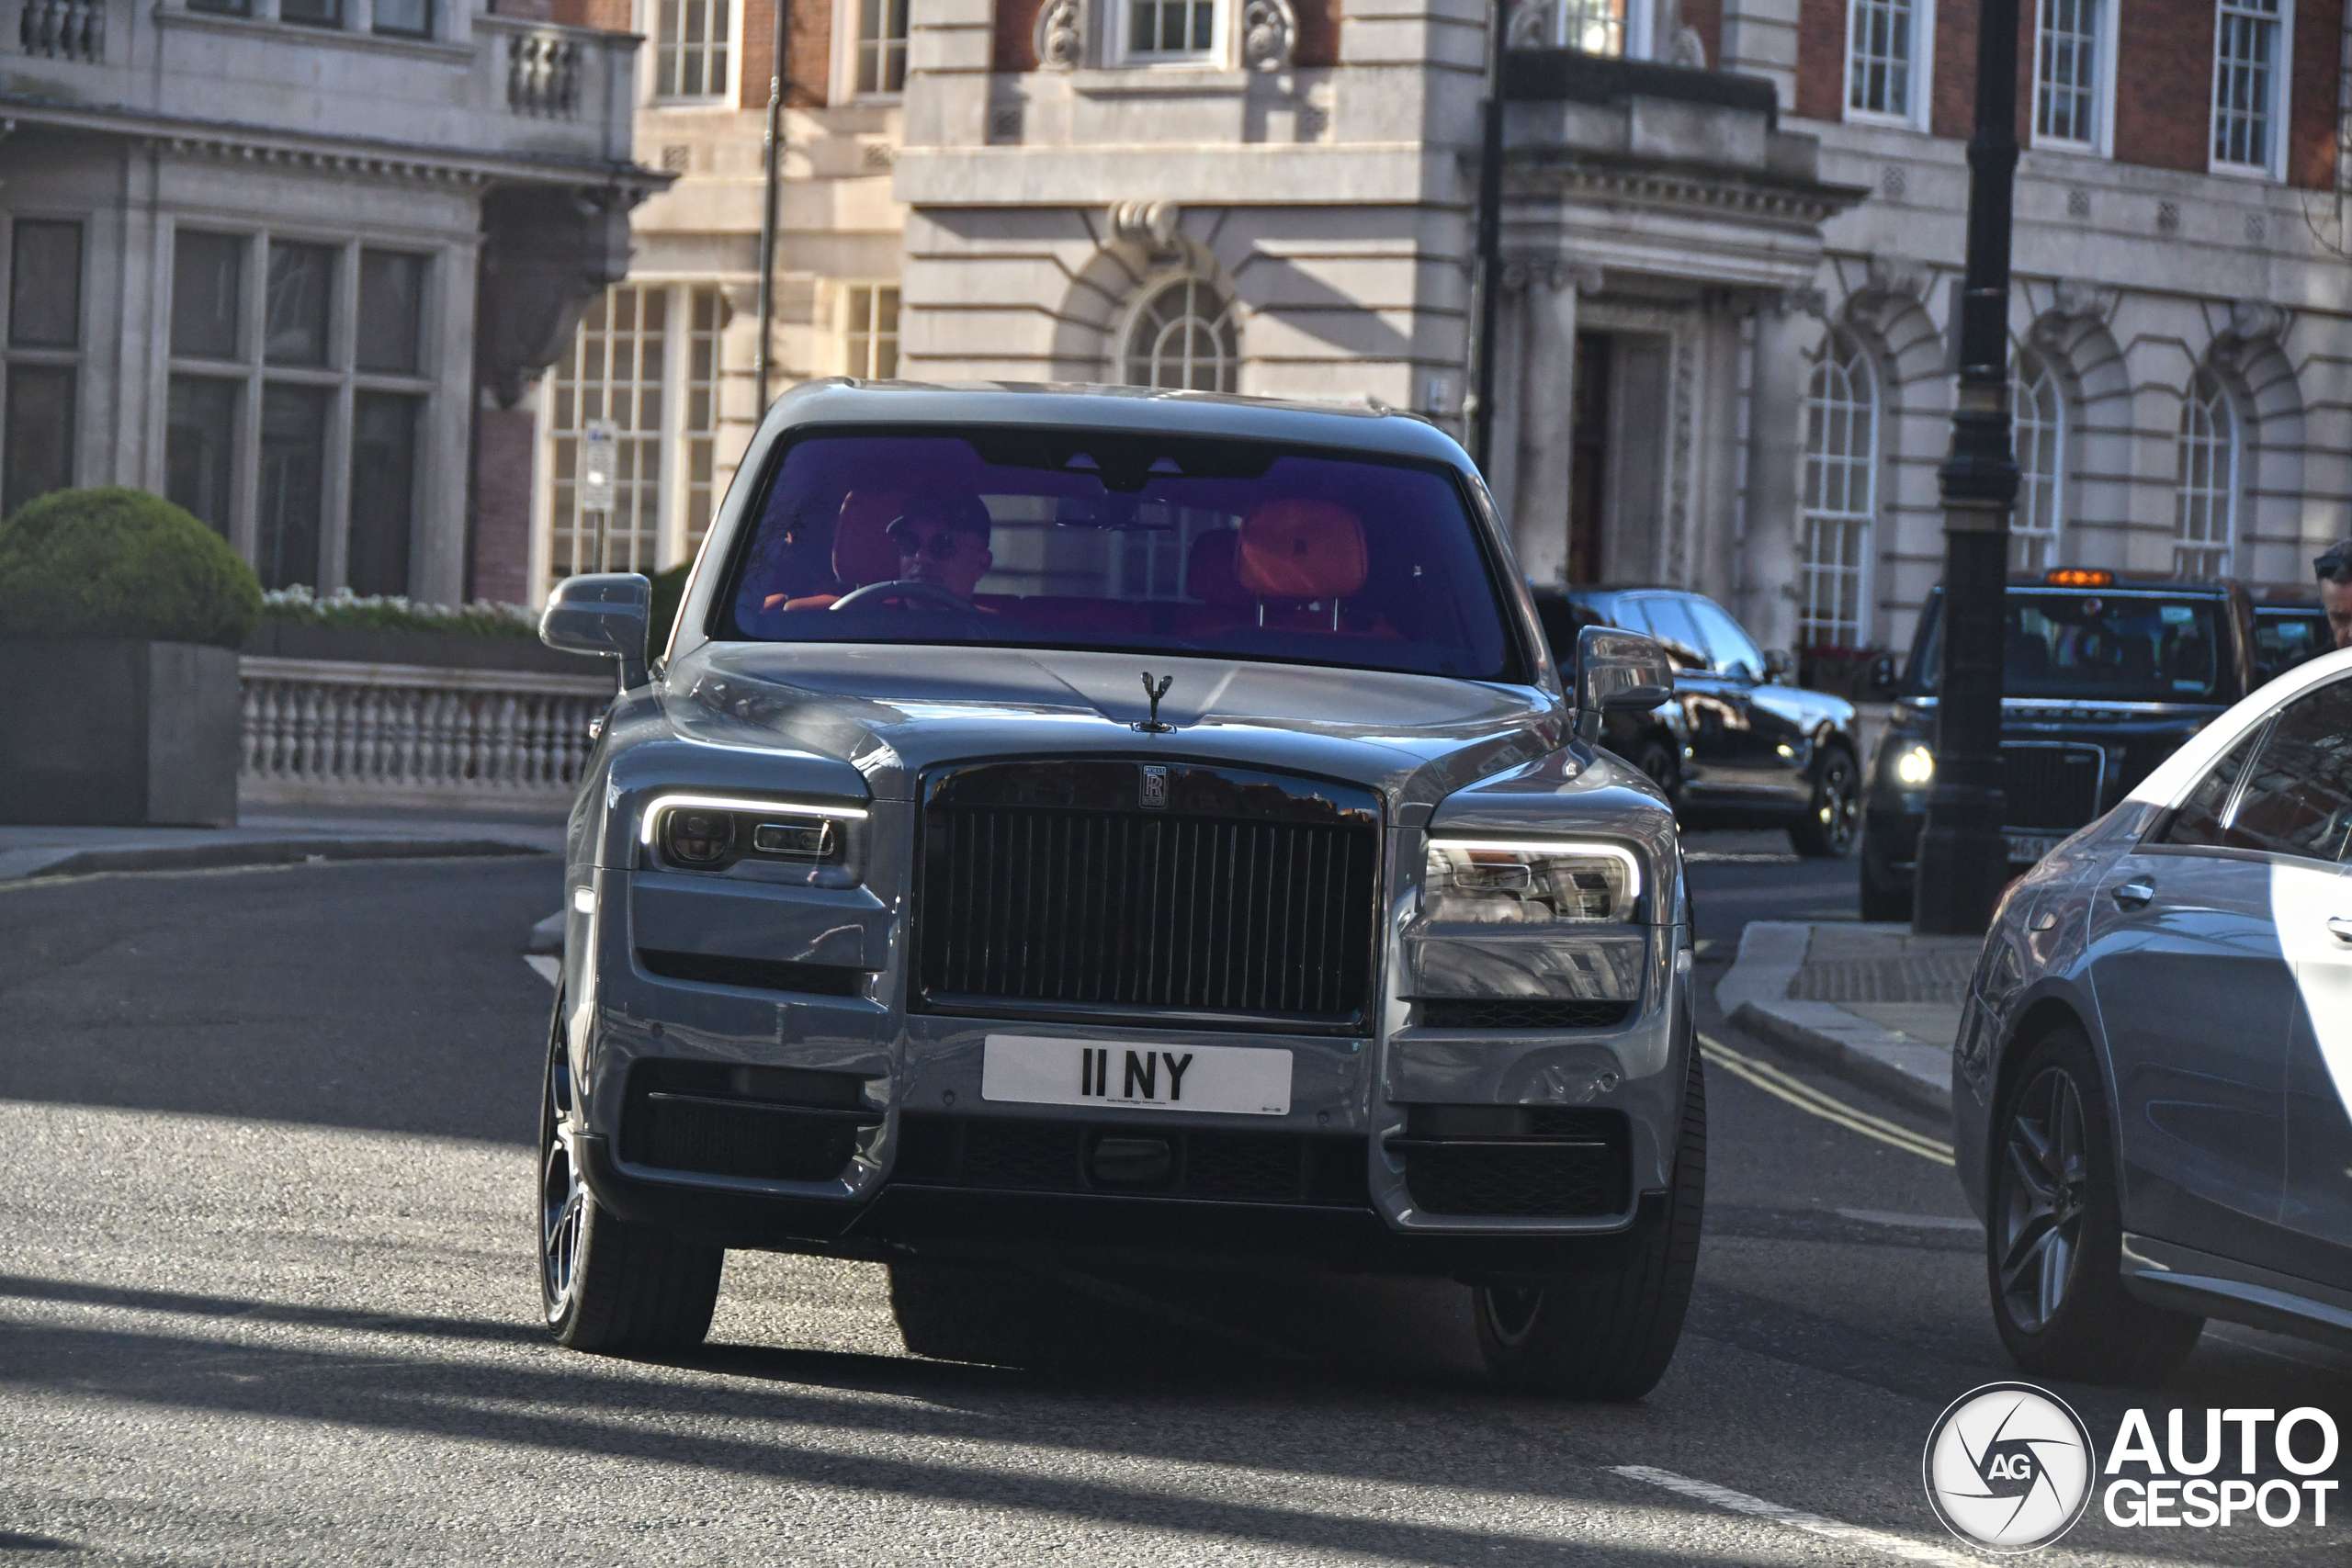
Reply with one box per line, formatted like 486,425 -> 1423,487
566,855 -> 1692,1267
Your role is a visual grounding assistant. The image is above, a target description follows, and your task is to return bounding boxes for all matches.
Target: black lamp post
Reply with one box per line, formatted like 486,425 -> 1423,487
1468,0 -> 1507,473
1913,0 -> 2020,935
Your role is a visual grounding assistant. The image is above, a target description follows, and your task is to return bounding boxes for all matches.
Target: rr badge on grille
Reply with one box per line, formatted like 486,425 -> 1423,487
1140,764 -> 1169,810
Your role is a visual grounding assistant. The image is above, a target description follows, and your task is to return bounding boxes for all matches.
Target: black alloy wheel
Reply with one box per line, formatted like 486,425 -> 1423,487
1985,1026 -> 2202,1383
1631,739 -> 1682,807
1994,1064 -> 2086,1335
1789,748 -> 1860,858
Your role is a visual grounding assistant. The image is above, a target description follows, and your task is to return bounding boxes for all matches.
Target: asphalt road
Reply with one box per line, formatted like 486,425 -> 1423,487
2,841 -> 2347,1564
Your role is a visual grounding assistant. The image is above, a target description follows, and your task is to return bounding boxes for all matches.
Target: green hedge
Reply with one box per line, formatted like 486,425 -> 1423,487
0,488 -> 262,648
260,586 -> 539,637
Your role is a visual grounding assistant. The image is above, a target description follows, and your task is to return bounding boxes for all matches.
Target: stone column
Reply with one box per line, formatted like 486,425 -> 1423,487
1739,288 -> 1812,653
1510,260 -> 1598,588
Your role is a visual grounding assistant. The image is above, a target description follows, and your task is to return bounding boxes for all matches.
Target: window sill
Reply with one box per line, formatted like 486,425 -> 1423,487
650,97 -> 742,111
154,8 -> 473,63
1069,65 -> 1250,96
2027,136 -> 2107,159
2206,160 -> 2282,184
1841,108 -> 1929,133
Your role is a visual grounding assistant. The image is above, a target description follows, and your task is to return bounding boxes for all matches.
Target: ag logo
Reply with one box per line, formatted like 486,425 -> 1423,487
1923,1382 -> 2097,1552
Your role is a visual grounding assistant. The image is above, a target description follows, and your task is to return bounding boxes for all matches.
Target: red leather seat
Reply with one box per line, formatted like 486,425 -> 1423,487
1230,499 -> 1394,635
772,490 -> 910,612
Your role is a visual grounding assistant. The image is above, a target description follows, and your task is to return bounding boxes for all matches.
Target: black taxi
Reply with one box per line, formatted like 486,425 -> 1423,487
1860,569 -> 2259,921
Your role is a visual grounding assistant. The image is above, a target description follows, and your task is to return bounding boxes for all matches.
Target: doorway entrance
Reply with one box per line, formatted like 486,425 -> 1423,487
1568,331 -> 1609,586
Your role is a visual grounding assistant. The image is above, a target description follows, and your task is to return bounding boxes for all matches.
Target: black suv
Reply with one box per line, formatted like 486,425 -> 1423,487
1532,586 -> 1865,857
1860,570 -> 2261,920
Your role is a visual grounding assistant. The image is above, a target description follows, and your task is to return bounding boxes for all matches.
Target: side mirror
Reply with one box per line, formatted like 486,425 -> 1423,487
542,572 -> 652,690
1867,652 -> 1899,698
1575,625 -> 1675,743
1763,648 -> 1795,682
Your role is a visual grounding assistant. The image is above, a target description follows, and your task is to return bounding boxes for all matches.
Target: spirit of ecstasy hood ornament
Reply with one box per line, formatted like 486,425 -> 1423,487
1136,671 -> 1175,734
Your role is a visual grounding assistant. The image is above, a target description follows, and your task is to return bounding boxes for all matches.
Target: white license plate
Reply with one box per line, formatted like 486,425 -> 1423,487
2005,832 -> 2060,863
980,1034 -> 1292,1116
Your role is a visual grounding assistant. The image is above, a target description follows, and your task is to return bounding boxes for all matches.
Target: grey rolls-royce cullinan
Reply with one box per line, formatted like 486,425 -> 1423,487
536,381 -> 1701,1398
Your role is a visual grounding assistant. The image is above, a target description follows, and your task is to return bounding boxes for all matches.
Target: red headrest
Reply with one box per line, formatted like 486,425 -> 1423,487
1184,530 -> 1248,605
1237,499 -> 1366,601
831,491 -> 907,589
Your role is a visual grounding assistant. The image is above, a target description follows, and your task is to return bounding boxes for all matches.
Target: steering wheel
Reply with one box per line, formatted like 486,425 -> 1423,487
828,579 -> 978,615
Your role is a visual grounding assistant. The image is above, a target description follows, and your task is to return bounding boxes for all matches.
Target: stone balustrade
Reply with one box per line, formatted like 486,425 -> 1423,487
240,656 -> 613,807
19,0 -> 104,61
505,30 -> 582,119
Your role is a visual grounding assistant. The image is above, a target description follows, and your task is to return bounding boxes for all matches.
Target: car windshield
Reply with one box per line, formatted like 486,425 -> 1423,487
1911,588 -> 2228,702
2255,607 -> 2329,680
717,430 -> 1517,681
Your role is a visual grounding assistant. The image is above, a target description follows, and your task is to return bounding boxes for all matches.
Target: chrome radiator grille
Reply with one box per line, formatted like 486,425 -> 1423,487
913,761 -> 1382,1031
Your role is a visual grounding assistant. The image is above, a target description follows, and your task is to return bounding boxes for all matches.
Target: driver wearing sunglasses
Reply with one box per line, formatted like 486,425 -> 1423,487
888,493 -> 995,600
2316,540 -> 2352,649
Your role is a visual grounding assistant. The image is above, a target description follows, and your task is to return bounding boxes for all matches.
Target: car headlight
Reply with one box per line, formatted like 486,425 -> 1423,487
639,794 -> 866,874
1893,745 -> 1935,786
1423,840 -> 1642,924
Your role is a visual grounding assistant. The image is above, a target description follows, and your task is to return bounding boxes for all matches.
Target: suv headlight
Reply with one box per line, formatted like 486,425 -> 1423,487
1892,744 -> 1935,786
639,794 -> 866,876
1423,840 -> 1642,924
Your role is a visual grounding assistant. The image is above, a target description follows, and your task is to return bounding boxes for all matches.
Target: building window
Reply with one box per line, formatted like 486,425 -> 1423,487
1124,277 -> 1238,393
2011,352 -> 2065,571
543,283 -> 727,593
1798,333 -> 1877,649
1558,0 -> 1629,54
2034,0 -> 2103,148
2174,370 -> 2238,581
1126,0 -> 1217,58
1846,0 -> 1926,123
844,283 -> 899,378
5,220 -> 83,517
655,0 -> 731,99
2212,0 -> 2285,175
372,0 -> 433,36
279,0 -> 343,27
855,0 -> 908,93
165,229 -> 437,592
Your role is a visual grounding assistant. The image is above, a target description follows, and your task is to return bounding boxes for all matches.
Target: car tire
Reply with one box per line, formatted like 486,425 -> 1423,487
1630,738 -> 1682,807
1473,1047 -> 1705,1401
538,992 -> 723,1357
1986,1025 -> 2203,1385
1857,831 -> 1913,922
1788,747 -> 1860,859
889,1258 -> 1085,1368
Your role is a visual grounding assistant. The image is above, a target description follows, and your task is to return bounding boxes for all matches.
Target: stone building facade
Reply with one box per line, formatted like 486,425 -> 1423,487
0,0 -> 658,605
521,0 -> 907,600
875,0 -> 2352,658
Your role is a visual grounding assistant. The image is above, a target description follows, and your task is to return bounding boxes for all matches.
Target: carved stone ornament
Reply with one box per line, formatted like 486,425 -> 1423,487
1110,199 -> 1182,248
1666,23 -> 1706,66
477,184 -> 639,409
1506,0 -> 1552,47
1863,252 -> 1928,301
1035,0 -> 1082,71
1501,257 -> 1602,294
2222,299 -> 2288,346
1241,0 -> 1295,70
2033,277 -> 2119,346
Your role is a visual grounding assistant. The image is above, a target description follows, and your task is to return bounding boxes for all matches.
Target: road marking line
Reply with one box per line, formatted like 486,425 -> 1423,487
525,955 -> 560,987
1607,1465 -> 1981,1567
1700,1032 -> 1956,1166
1836,1208 -> 1981,1233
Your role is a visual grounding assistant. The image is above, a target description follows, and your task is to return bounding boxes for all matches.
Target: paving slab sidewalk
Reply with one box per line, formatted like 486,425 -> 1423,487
0,802 -> 566,883
1715,920 -> 1979,1121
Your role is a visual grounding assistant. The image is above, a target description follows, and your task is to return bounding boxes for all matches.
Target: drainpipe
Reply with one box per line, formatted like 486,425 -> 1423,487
755,0 -> 787,413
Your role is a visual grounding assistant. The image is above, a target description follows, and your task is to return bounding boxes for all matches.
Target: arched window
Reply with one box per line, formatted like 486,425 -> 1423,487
1124,277 -> 1238,393
2011,351 -> 2065,572
1799,333 -> 1878,649
2174,369 -> 2238,581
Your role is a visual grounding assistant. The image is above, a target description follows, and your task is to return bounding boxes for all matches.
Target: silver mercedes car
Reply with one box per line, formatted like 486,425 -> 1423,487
536,381 -> 1700,1398
1959,641 -> 2352,1381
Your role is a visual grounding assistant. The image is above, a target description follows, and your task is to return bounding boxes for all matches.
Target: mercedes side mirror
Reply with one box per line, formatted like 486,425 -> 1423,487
542,572 -> 652,690
1575,625 -> 1674,743
1764,648 -> 1795,683
1868,652 -> 1899,698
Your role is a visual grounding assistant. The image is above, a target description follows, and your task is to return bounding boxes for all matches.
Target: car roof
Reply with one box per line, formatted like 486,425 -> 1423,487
759,378 -> 1474,469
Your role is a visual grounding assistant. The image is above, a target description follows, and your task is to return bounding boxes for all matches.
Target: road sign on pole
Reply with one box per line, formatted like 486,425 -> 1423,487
581,421 -> 618,572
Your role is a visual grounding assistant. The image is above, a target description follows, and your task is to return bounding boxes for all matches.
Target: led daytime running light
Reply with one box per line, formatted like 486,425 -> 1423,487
1425,840 -> 1642,900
